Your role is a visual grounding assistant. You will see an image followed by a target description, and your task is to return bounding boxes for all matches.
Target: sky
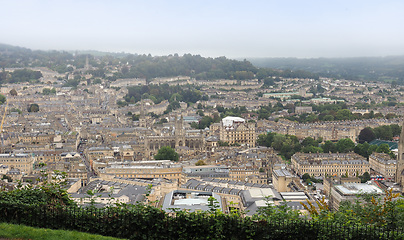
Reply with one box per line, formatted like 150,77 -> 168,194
1,0 -> 404,58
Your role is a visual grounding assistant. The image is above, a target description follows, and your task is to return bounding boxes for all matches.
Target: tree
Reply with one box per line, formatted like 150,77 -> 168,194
376,144 -> 390,154
335,109 -> 353,121
9,89 -> 17,96
195,160 -> 206,166
154,146 -> 179,161
358,127 -> 376,144
0,94 -> 5,105
27,103 -> 39,112
301,137 -> 316,147
322,140 -> 336,153
360,172 -> 371,183
336,138 -> 355,153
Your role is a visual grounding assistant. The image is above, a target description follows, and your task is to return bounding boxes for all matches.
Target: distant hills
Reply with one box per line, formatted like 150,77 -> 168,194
1,43 -> 403,83
247,56 -> 404,83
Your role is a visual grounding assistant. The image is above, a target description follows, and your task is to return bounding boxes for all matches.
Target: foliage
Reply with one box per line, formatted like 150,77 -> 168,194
359,172 -> 371,183
63,79 -> 80,88
217,141 -> 229,147
27,103 -> 40,112
124,84 -> 206,106
303,189 -> 404,230
42,88 -> 57,95
358,127 -> 376,143
191,116 -> 214,129
0,171 -> 74,207
9,107 -> 22,114
0,94 -> 5,105
153,146 -> 179,161
335,138 -> 355,153
9,88 -> 17,96
250,56 -> 404,83
257,132 -> 303,159
195,160 -> 206,166
372,124 -> 402,141
7,68 -> 42,83
0,185 -> 402,239
253,197 -> 302,222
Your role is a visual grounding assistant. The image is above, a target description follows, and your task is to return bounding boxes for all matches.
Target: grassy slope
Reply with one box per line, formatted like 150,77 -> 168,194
0,223 -> 125,240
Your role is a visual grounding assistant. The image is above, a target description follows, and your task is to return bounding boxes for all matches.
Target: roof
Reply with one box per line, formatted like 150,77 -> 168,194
369,139 -> 398,150
335,183 -> 383,195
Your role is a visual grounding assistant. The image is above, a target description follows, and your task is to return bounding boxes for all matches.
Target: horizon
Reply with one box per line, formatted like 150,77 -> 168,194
3,42 -> 404,61
1,1 -> 403,59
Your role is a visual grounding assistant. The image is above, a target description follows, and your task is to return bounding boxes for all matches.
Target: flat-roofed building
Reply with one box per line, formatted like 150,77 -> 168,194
329,183 -> 384,210
323,176 -> 361,197
291,153 -> 369,178
369,153 -> 396,180
162,190 -> 223,213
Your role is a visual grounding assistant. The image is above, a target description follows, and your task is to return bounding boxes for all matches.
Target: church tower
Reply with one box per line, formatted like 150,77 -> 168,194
139,99 -> 147,128
396,121 -> 404,188
175,115 -> 185,147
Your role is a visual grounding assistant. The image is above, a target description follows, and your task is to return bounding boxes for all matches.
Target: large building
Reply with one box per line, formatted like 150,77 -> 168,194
95,160 -> 183,183
219,116 -> 256,147
144,115 -> 205,158
0,153 -> 35,175
396,121 -> 404,191
291,153 -> 369,178
369,153 -> 396,180
329,183 -> 384,210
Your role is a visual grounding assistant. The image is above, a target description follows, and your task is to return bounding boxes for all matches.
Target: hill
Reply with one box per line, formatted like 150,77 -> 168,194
248,56 -> 404,83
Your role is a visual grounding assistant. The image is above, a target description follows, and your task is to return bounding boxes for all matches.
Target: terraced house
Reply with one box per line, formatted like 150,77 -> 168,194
291,153 -> 369,178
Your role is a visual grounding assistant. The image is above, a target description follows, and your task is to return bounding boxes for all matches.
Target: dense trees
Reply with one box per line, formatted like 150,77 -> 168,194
154,146 -> 179,161
111,54 -> 258,80
42,88 -> 56,95
358,124 -> 401,142
250,56 -> 404,83
358,127 -> 376,143
0,69 -> 43,84
257,131 -> 387,160
123,84 -> 206,106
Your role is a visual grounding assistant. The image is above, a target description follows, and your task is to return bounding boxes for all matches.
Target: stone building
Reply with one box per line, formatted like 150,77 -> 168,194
291,153 -> 369,178
144,115 -> 205,158
0,153 -> 35,175
369,153 -> 396,180
396,121 -> 404,191
219,116 -> 256,147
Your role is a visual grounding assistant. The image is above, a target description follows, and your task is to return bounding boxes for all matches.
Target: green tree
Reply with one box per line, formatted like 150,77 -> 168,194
301,137 -> 316,147
358,127 -> 376,144
27,103 -> 39,112
376,144 -> 391,154
359,172 -> 371,183
336,138 -> 355,153
9,89 -> 17,96
322,140 -> 337,153
0,94 -> 5,105
154,146 -> 179,161
335,109 -> 353,120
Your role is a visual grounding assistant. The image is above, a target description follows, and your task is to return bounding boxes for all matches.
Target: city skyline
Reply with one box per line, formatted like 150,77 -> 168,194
1,0 -> 404,58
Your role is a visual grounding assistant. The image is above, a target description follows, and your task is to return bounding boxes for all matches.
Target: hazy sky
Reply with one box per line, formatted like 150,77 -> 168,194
1,0 -> 404,58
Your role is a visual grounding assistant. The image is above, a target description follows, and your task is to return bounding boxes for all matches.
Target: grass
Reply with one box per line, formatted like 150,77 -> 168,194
0,222 -> 126,240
